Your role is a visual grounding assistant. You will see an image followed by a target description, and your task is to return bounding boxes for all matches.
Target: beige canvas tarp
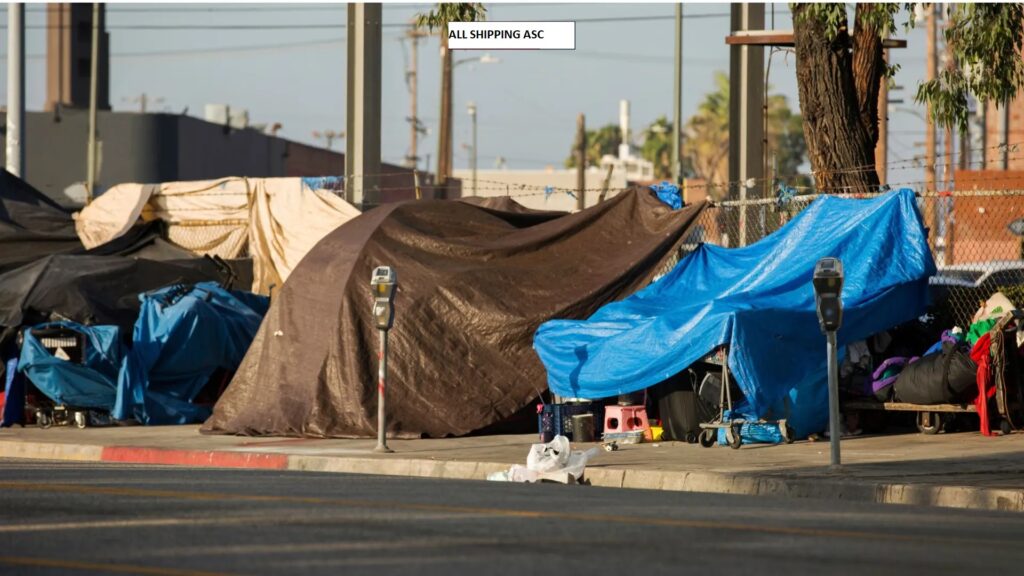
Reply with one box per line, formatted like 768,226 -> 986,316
74,177 -> 360,294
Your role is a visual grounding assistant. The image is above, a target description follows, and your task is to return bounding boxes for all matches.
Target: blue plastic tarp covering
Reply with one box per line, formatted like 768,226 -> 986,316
114,282 -> 269,424
534,190 -> 936,438
2,357 -> 26,426
17,283 -> 268,425
18,322 -> 123,409
649,182 -> 684,210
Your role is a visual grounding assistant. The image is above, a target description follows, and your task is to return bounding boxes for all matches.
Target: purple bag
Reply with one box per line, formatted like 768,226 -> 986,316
870,356 -> 918,402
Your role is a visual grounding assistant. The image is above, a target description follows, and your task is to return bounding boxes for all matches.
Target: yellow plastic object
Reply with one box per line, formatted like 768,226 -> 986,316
650,425 -> 664,442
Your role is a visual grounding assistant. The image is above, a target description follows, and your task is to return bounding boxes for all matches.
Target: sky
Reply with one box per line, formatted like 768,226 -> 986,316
0,2 -> 931,184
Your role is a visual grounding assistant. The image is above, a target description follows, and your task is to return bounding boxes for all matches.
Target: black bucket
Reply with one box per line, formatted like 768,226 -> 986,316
571,413 -> 595,443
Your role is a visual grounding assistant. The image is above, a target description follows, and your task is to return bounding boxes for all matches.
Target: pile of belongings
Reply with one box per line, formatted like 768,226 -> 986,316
72,177 -> 361,294
0,170 -> 251,421
534,189 -> 936,443
863,292 -> 1023,436
2,170 -> 243,351
6,282 -> 268,427
202,188 -> 706,438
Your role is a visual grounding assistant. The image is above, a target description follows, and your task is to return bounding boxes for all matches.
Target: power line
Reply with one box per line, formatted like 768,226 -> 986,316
14,12 -> 729,31
0,37 -> 348,61
0,43 -> 720,65
0,4 -> 426,14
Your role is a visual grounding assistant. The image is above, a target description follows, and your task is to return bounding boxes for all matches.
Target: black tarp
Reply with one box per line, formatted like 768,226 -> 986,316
0,171 -> 255,384
203,189 -> 706,438
0,169 -> 201,273
0,255 -> 230,331
0,255 -> 233,369
0,170 -> 80,272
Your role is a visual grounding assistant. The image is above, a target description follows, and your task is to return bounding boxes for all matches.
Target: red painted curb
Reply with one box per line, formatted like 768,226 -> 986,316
100,446 -> 289,470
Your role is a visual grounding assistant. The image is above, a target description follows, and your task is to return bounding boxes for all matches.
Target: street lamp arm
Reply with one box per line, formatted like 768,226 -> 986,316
453,53 -> 500,68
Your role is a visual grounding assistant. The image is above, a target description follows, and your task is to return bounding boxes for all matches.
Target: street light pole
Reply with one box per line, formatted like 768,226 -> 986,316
86,3 -> 100,203
672,3 -> 682,185
468,102 -> 477,196
6,3 -> 25,178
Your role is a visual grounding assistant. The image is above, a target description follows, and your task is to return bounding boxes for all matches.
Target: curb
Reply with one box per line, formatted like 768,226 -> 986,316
2,440 -> 1022,513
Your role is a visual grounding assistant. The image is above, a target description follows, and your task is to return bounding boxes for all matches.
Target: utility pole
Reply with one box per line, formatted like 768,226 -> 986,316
944,18 -> 954,192
671,3 -> 683,185
123,93 -> 165,114
728,3 -> 764,247
925,6 -> 936,193
6,3 -> 25,177
438,23 -> 453,187
313,129 -> 344,150
467,102 -> 477,196
923,4 -> 937,250
1002,101 -> 1011,169
404,26 -> 427,169
576,113 -> 586,211
943,13 -> 955,265
345,3 -> 383,208
86,2 -> 100,202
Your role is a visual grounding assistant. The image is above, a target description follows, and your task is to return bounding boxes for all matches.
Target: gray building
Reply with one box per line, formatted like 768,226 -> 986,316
3,2 -> 449,208
0,108 -> 439,208
1,109 -> 285,204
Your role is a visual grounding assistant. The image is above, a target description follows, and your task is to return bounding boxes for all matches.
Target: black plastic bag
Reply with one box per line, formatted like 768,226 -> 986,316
893,341 -> 977,405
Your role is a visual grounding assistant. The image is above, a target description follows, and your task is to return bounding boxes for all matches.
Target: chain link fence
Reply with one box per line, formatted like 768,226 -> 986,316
656,191 -> 1024,327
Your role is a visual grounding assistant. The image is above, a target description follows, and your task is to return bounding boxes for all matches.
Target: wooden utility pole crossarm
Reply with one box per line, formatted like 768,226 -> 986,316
726,30 -> 906,49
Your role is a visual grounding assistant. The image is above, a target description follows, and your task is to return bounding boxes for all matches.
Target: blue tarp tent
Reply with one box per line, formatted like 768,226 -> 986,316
534,190 -> 936,438
18,282 -> 268,425
114,282 -> 269,424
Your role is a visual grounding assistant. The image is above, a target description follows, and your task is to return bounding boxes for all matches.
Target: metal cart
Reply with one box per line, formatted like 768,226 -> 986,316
844,310 -> 1024,436
18,325 -> 93,429
697,346 -> 794,449
843,400 -> 975,435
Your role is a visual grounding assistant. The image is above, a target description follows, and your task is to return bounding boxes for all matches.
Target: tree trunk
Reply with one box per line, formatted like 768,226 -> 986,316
852,3 -> 884,148
438,30 -> 453,187
793,4 -> 880,194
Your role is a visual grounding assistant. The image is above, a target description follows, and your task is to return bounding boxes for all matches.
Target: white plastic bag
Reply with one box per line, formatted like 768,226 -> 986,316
526,435 -> 571,473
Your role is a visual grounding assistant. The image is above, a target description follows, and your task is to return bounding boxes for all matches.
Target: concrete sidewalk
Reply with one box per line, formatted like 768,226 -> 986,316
2,424 -> 1024,512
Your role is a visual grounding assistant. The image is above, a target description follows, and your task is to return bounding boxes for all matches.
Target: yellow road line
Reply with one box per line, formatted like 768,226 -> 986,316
0,481 -> 1007,547
0,556 -> 231,576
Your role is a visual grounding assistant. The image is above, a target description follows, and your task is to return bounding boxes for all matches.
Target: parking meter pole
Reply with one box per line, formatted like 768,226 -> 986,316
370,265 -> 396,453
826,330 -> 840,467
375,328 -> 393,453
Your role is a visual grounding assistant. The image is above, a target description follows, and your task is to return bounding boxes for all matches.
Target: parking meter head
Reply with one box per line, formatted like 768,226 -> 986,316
370,266 -> 397,330
371,266 -> 397,300
813,257 -> 844,333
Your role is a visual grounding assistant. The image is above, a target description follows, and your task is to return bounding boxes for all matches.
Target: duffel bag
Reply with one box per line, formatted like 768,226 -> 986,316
893,341 -> 978,405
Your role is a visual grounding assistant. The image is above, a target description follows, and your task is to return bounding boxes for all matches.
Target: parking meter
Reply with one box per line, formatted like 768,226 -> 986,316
812,257 -> 844,467
371,266 -> 397,331
370,266 -> 396,453
813,257 -> 844,333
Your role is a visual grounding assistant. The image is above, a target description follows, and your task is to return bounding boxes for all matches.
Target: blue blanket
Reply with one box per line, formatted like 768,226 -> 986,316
534,190 -> 935,437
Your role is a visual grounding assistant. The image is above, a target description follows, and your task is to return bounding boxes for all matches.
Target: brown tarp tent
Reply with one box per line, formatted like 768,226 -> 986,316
202,188 -> 706,438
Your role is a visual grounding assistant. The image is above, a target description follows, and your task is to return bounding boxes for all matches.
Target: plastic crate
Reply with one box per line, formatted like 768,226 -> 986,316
537,402 -> 604,442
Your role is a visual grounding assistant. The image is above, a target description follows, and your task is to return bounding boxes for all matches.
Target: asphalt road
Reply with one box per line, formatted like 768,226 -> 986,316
2,459 -> 1024,575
